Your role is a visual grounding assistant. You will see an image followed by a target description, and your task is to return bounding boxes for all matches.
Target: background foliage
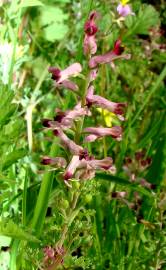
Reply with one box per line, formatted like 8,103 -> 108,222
0,0 -> 166,269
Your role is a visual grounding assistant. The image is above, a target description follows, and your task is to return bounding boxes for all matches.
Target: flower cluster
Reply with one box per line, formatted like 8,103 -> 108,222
43,246 -> 65,268
123,150 -> 155,189
43,11 -> 131,186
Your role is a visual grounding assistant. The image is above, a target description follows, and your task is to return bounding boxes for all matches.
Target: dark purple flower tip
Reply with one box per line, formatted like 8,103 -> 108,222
140,157 -> 152,167
64,171 -> 73,181
84,21 -> 98,36
89,11 -> 98,20
79,148 -> 89,160
146,157 -> 152,165
125,157 -> 132,164
135,151 -> 145,161
113,103 -> 127,115
48,67 -> 61,81
112,192 -> 118,198
41,156 -> 53,165
137,215 -> 144,223
42,118 -> 52,127
113,39 -> 125,55
53,129 -> 60,136
150,184 -> 156,190
54,111 -> 66,123
140,159 -> 148,167
137,199 -> 143,206
112,191 -> 127,198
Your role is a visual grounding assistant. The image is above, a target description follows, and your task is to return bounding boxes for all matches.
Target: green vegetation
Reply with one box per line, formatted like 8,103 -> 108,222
0,0 -> 166,269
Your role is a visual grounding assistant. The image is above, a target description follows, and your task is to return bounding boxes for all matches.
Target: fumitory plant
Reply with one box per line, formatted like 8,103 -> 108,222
37,10 -> 131,269
1,1 -> 166,270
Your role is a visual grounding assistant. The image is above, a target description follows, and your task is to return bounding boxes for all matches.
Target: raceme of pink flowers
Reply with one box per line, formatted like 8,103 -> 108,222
42,10 -> 131,185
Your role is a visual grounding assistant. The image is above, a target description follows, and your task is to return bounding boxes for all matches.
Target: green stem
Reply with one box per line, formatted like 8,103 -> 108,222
31,143 -> 58,236
22,169 -> 28,226
10,240 -> 20,270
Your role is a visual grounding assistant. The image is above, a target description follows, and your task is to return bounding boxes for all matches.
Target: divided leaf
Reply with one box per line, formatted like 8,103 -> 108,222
0,219 -> 40,242
125,5 -> 160,36
1,149 -> 27,171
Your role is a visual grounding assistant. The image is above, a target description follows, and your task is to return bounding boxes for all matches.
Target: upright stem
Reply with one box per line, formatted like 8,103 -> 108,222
100,42 -> 107,157
31,143 -> 58,236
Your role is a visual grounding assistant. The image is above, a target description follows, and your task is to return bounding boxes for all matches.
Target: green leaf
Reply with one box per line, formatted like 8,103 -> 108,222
40,6 -> 68,26
20,0 -> 44,7
1,149 -> 27,171
0,219 -> 40,242
125,5 -> 160,36
0,89 -> 17,126
138,112 -> 165,149
95,173 -> 152,197
146,137 -> 166,185
43,23 -> 68,42
39,6 -> 68,42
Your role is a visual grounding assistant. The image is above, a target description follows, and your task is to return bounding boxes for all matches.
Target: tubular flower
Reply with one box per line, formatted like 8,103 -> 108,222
86,85 -> 126,119
48,63 -> 82,83
84,126 -> 122,142
48,63 -> 82,91
117,0 -> 135,17
83,11 -> 98,56
42,103 -> 90,130
64,155 -> 115,181
55,79 -> 79,92
54,103 -> 90,128
41,156 -> 67,168
89,39 -> 131,68
76,157 -> 115,180
53,128 -> 84,156
64,155 -> 80,182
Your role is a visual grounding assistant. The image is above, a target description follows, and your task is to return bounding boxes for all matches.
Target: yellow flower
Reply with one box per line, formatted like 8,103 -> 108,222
121,0 -> 130,6
97,108 -> 116,127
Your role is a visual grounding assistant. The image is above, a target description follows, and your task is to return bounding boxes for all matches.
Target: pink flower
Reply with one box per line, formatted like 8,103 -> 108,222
117,3 -> 135,17
64,155 -> 80,181
84,126 -> 122,142
84,35 -> 97,56
79,157 -> 113,170
83,11 -> 98,56
55,80 -> 79,92
55,103 -> 90,125
53,128 -> 84,155
86,85 -> 126,118
41,156 -> 67,168
89,69 -> 98,82
89,39 -> 131,68
48,63 -> 82,83
43,103 -> 90,130
44,103 -> 90,130
76,156 -> 115,180
43,246 -> 55,266
64,155 -> 115,181
140,179 -> 156,190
